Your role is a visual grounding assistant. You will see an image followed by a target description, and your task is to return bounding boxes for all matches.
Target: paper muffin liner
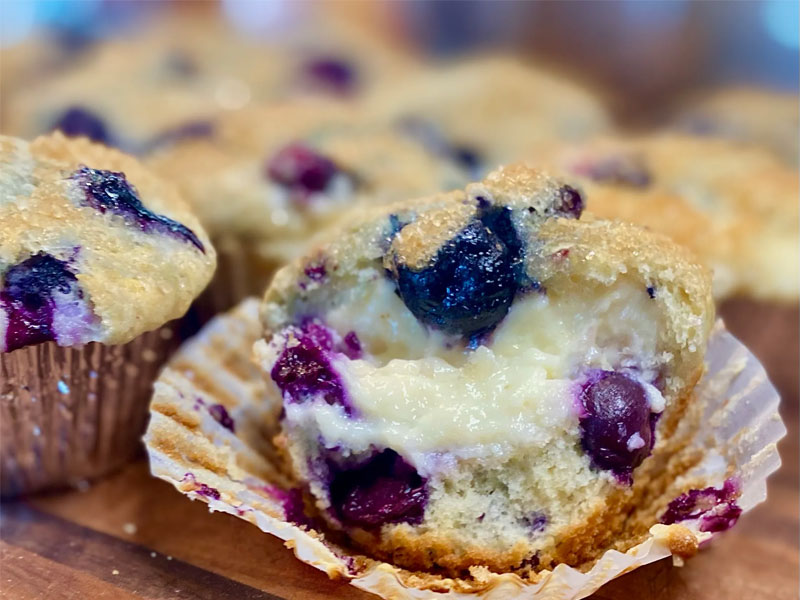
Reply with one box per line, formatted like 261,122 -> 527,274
1,322 -> 181,497
144,299 -> 785,600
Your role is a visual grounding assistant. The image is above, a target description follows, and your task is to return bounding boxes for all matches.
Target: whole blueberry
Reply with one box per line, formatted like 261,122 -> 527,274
1,253 -> 78,352
390,206 -> 523,341
303,57 -> 357,95
579,371 -> 653,481
270,321 -> 353,415
51,106 -> 111,145
554,185 -> 584,218
72,166 -> 204,251
329,449 -> 428,528
266,143 -> 339,203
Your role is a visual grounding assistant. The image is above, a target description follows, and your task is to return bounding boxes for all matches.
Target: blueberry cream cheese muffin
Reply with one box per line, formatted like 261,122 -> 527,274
527,133 -> 799,302
0,132 -> 215,495
148,101 -> 470,312
254,164 -> 714,574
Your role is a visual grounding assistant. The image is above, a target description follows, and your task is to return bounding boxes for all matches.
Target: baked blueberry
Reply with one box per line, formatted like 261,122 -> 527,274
302,57 -> 357,95
266,143 -> 340,204
51,106 -> 111,145
1,253 -> 83,352
390,213 -> 521,341
329,449 -> 428,528
579,371 -> 654,481
73,166 -> 204,251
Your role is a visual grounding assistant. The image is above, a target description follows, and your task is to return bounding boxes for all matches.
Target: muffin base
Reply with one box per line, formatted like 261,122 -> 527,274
1,324 -> 180,497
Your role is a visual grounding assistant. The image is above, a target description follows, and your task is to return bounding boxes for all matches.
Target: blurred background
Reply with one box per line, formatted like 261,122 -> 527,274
1,0 -> 798,126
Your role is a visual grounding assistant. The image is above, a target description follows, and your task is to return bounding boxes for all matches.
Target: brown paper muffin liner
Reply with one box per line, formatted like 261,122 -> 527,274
144,300 -> 785,599
1,322 -> 181,497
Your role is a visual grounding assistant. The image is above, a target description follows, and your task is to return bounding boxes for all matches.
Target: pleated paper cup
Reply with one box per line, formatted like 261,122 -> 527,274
144,300 -> 785,600
1,322 -> 181,497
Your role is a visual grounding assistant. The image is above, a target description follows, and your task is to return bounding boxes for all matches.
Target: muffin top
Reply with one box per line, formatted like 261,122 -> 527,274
526,133 -> 799,301
0,133 -> 215,352
672,86 -> 799,164
366,55 -> 611,173
148,101 -> 471,264
261,164 -> 713,403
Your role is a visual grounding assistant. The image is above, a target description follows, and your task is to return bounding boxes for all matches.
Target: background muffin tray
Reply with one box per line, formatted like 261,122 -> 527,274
0,300 -> 796,600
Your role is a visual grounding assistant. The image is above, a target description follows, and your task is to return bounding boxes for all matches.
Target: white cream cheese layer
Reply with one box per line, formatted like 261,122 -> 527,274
268,273 -> 666,470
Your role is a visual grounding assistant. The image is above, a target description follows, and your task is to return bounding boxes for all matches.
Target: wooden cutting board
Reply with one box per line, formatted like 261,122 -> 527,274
2,300 -> 798,600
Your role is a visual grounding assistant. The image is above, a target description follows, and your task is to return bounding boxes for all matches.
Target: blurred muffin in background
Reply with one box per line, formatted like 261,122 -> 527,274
527,134 -> 799,302
1,132 -> 215,496
1,6 -> 419,152
148,100 -> 470,311
672,87 -> 799,164
366,55 -> 611,177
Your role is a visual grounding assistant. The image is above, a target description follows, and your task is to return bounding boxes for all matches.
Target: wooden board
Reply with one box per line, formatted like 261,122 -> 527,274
2,300 -> 798,600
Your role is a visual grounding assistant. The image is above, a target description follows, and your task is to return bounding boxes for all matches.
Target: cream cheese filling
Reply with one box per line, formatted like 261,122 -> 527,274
270,274 -> 666,471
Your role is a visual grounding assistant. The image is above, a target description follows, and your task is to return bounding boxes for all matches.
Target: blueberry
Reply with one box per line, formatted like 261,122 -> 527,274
146,120 -> 214,151
72,166 -> 204,251
1,253 -> 79,352
302,57 -> 357,95
265,143 -> 339,204
51,106 -> 111,145
451,145 -> 484,178
329,449 -> 428,528
270,321 -> 354,415
660,479 -> 741,532
573,155 -> 651,188
208,403 -> 235,432
554,185 -> 584,218
579,371 -> 653,482
389,206 -> 523,341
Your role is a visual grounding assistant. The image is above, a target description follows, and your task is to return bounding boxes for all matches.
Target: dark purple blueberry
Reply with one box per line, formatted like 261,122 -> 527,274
451,145 -> 484,178
523,511 -> 548,533
660,479 -> 741,533
270,321 -> 353,415
51,106 -> 111,145
1,253 -> 79,352
343,331 -> 362,359
266,143 -> 339,204
302,57 -> 358,95
329,449 -> 428,528
572,155 -> 651,188
389,205 -> 523,341
181,473 -> 220,500
303,261 -> 327,283
579,371 -> 653,482
647,286 -> 656,299
554,185 -> 584,218
146,120 -> 214,151
208,403 -> 235,432
72,166 -> 204,251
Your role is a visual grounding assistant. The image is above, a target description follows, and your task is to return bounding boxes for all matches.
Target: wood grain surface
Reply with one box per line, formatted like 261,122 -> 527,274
1,300 -> 797,600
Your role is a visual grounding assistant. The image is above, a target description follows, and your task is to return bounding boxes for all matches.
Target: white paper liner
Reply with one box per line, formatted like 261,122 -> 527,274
144,300 -> 785,600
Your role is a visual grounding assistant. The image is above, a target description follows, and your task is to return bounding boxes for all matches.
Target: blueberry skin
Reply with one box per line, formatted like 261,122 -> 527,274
303,57 -> 357,95
265,143 -> 339,204
329,449 -> 428,528
1,253 -> 78,352
579,371 -> 653,482
51,106 -> 111,145
390,206 -> 523,341
72,166 -> 204,251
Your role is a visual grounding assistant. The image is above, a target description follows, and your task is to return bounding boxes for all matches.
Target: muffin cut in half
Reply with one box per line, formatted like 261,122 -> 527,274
254,164 -> 714,575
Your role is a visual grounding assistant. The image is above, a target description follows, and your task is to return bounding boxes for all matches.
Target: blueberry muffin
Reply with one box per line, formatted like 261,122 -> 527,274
367,55 -> 610,176
0,132 -> 215,495
527,134 -> 799,301
253,164 -> 714,574
148,101 -> 471,311
672,86 -> 799,164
